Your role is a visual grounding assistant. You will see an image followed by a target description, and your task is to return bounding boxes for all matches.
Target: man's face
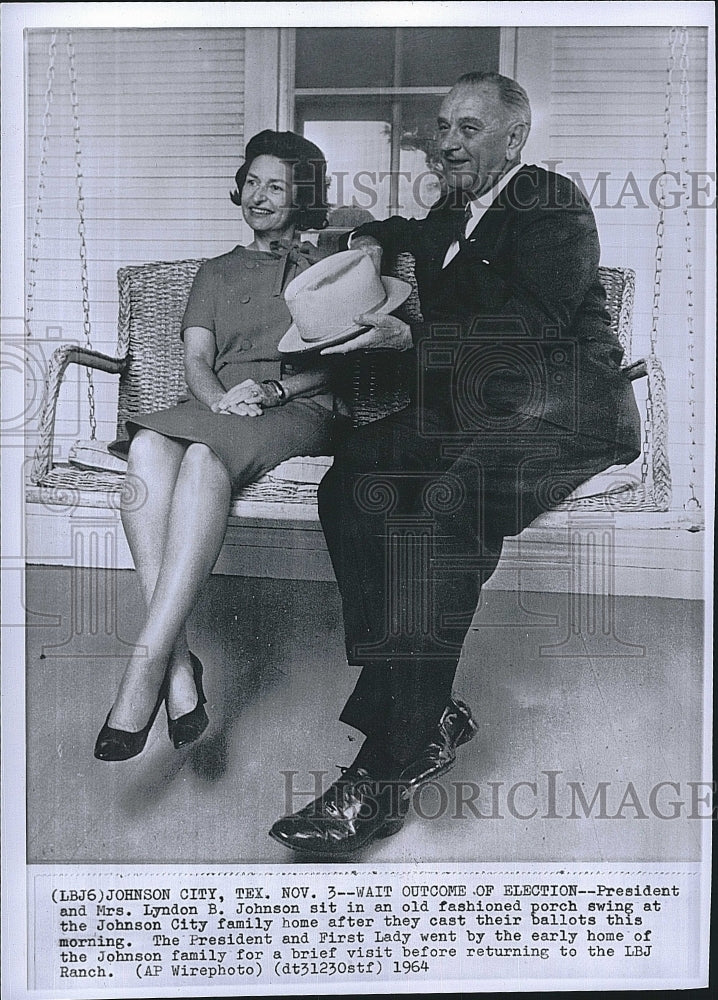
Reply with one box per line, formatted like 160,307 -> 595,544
437,82 -> 515,198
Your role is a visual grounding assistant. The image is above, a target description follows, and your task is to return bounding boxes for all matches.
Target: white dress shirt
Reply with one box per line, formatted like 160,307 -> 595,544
442,161 -> 525,268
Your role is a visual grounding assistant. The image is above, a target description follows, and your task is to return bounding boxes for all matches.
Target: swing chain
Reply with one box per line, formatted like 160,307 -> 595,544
26,32 -> 57,338
650,28 -> 676,357
66,30 -> 97,440
640,390 -> 653,490
643,27 -> 678,493
652,28 -> 701,515
676,28 -> 701,511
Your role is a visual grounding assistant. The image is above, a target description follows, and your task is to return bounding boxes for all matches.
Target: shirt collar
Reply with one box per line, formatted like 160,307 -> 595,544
468,161 -> 524,215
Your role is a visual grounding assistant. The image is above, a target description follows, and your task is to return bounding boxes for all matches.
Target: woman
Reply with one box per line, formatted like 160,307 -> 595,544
95,130 -> 335,761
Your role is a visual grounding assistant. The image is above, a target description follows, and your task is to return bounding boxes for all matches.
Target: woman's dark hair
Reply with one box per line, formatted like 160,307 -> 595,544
231,130 -> 330,231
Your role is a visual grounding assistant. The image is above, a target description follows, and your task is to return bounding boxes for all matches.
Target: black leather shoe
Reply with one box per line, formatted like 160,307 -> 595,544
167,652 -> 209,749
399,696 -> 477,786
269,766 -> 409,857
94,677 -> 168,762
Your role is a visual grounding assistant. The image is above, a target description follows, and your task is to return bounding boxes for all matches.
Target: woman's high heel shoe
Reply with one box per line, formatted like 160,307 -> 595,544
167,652 -> 209,750
94,677 -> 168,762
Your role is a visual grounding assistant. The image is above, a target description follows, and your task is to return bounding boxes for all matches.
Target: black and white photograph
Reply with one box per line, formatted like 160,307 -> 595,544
1,1 -> 714,995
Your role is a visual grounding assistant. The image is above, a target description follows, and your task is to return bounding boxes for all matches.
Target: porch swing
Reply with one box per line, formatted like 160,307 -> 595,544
29,29 -> 694,522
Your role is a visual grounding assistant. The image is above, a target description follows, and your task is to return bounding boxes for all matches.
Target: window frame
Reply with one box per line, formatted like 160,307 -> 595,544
279,26 -> 517,217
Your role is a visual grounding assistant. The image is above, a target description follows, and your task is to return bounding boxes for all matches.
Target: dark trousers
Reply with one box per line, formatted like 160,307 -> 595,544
318,400 -> 637,763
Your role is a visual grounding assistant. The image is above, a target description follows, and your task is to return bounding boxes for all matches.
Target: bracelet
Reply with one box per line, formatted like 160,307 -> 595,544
261,379 -> 288,405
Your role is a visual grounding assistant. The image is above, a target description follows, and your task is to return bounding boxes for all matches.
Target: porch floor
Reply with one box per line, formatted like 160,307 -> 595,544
25,567 -> 705,865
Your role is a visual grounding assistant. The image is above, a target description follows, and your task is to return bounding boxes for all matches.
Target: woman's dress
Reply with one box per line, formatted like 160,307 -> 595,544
113,244 -> 337,487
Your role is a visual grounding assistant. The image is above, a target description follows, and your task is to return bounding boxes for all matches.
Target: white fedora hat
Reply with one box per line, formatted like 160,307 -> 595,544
278,249 -> 411,354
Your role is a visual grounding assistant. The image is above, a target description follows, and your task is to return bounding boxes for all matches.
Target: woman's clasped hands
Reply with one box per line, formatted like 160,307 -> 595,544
211,378 -> 281,416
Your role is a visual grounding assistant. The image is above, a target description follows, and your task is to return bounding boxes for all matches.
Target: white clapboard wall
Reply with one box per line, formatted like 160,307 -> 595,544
547,26 -> 709,513
25,27 -> 246,456
25,26 -> 710,517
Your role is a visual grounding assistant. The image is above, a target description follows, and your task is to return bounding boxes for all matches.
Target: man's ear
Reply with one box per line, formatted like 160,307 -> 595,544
506,121 -> 530,159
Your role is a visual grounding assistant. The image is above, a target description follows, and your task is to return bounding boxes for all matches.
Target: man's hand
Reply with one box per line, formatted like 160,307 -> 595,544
320,312 -> 413,355
351,235 -> 383,274
211,379 -> 276,416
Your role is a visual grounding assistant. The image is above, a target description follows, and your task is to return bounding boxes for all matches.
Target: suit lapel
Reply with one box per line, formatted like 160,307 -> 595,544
417,165 -> 535,293
425,204 -> 458,259
445,164 -> 534,264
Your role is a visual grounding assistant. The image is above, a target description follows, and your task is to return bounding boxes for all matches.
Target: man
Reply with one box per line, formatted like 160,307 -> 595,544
269,72 -> 641,856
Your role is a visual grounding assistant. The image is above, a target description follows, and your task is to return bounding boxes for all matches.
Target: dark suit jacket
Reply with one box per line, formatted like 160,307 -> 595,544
353,164 -> 640,457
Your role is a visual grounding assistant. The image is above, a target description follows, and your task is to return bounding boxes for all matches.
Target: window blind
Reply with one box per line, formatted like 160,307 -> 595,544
25,27 -> 245,454
549,27 -> 709,510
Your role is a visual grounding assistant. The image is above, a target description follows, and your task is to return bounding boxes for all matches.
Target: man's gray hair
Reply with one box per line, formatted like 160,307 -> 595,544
454,71 -> 532,128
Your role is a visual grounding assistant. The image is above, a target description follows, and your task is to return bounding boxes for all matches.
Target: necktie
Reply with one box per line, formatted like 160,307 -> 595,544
454,202 -> 473,248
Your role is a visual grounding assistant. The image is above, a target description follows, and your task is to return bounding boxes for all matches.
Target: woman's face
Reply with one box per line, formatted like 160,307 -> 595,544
241,154 -> 296,238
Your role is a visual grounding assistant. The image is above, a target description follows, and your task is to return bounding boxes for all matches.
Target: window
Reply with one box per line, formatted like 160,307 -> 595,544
293,27 -> 501,223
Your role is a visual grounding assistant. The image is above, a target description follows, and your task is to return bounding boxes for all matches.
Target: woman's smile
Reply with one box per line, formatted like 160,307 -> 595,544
247,205 -> 277,220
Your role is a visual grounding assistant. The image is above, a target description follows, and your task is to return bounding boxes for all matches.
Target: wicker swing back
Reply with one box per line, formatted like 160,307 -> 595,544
30,254 -> 671,512
110,254 -> 424,451
114,259 -> 201,446
111,254 -> 637,436
112,255 -> 669,512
